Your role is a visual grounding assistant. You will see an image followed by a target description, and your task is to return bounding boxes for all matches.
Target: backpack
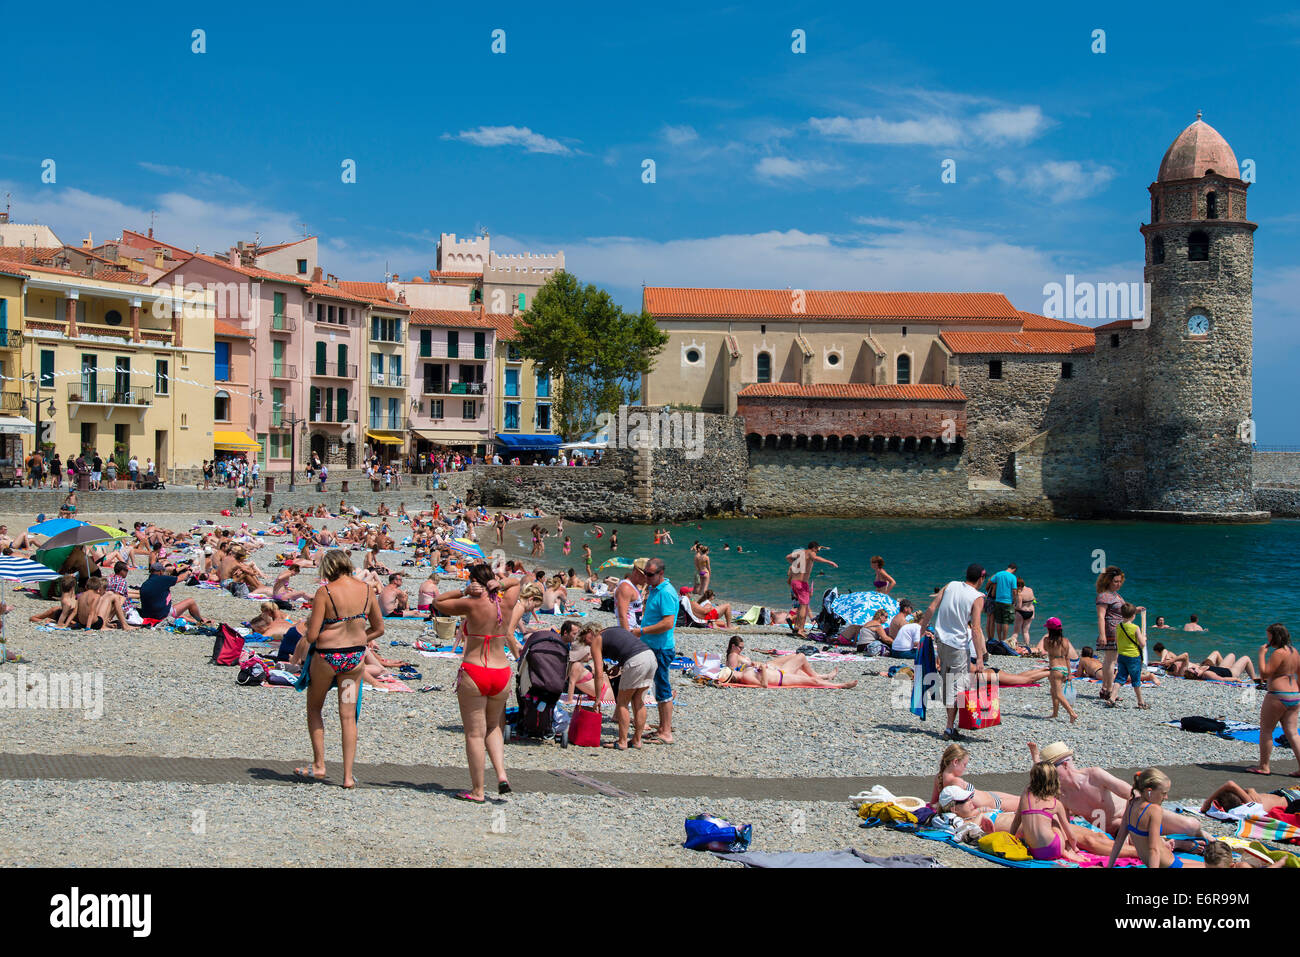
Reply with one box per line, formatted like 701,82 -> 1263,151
598,595 -> 615,614
210,623 -> 245,665
1180,716 -> 1227,734
516,692 -> 556,739
814,586 -> 845,637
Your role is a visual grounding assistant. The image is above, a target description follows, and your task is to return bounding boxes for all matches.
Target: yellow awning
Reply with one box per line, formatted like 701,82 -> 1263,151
365,430 -> 405,446
213,430 -> 262,452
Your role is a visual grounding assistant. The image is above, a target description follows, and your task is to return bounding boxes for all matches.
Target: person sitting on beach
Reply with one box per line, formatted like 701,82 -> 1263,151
688,589 -> 734,629
1201,778 -> 1300,818
932,743 -> 1019,814
139,562 -> 209,624
1107,768 -> 1204,869
272,562 -> 312,605
838,608 -> 891,655
887,599 -> 914,639
506,583 -> 546,645
1009,761 -> 1084,862
1029,741 -> 1212,844
1188,651 -> 1258,681
417,573 -> 439,614
30,574 -> 79,627
378,574 -> 411,618
74,576 -> 135,630
1183,614 -> 1205,632
939,784 -> 1141,859
541,575 -> 571,615
59,490 -> 78,519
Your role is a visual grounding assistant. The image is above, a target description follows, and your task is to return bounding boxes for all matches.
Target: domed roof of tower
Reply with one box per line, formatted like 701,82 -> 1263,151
1157,114 -> 1239,182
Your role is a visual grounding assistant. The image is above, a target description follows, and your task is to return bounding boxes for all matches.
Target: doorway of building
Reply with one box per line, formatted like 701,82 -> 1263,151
154,429 -> 168,481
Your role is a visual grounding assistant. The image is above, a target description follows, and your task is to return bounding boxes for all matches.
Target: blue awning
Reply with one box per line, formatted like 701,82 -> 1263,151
495,433 -> 562,451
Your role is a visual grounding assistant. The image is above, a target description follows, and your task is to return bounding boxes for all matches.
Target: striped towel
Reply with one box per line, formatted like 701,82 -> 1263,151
1235,817 -> 1300,844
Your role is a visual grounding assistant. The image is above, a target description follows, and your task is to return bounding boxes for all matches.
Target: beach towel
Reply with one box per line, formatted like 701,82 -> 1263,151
712,849 -> 944,868
910,634 -> 935,721
1235,817 -> 1300,847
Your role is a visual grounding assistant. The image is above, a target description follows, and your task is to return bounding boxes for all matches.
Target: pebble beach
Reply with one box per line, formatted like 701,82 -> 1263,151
0,503 -> 1289,867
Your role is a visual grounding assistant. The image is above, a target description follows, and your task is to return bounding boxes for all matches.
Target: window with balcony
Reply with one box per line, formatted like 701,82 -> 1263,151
536,404 -> 551,431
505,368 -> 519,398
337,344 -> 348,377
504,402 -> 520,431
273,291 -> 286,328
507,344 -> 521,362
336,387 -> 348,422
447,331 -> 459,358
388,397 -> 400,429
156,359 -> 169,395
273,340 -> 286,376
315,341 -> 327,374
272,387 -> 284,427
310,386 -> 321,420
462,400 -> 476,420
420,329 -> 432,357
215,341 -> 231,381
474,331 -> 486,359
369,396 -> 381,428
536,373 -> 550,398
80,354 -> 98,399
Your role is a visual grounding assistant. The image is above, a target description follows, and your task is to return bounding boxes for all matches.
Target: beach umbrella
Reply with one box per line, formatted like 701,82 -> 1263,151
447,538 -> 485,561
28,518 -> 86,536
598,558 -> 633,574
40,524 -> 126,551
0,556 -> 59,657
830,590 -> 901,626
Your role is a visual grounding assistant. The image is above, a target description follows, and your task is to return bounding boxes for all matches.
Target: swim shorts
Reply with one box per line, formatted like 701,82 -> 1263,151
993,601 -> 1014,625
790,580 -> 811,606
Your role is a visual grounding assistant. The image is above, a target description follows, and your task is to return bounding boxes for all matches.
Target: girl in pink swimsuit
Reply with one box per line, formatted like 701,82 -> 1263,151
1009,761 -> 1079,861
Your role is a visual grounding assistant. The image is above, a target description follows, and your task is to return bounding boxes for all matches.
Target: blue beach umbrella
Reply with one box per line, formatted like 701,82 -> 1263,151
28,518 -> 86,537
830,591 -> 901,626
0,556 -> 60,652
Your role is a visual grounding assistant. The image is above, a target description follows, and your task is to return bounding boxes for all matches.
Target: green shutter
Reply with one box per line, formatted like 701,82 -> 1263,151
447,331 -> 458,358
420,329 -> 431,357
40,350 -> 54,387
517,293 -> 526,311
310,386 -> 320,419
337,344 -> 347,376
315,341 -> 326,374
336,387 -> 348,422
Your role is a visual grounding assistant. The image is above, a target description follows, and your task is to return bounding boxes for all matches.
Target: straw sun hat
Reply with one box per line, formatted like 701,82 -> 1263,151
1039,742 -> 1074,765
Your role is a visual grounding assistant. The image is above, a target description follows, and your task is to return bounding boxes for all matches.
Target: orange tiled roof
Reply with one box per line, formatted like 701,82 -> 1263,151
428,270 -> 483,280
255,237 -> 314,256
1093,319 -> 1136,332
0,246 -> 63,264
0,263 -> 27,280
737,383 -> 967,401
1017,311 -> 1093,332
214,320 -> 253,338
942,330 -> 1096,355
409,307 -> 498,329
337,281 -> 412,311
17,262 -> 148,286
92,269 -> 148,285
180,253 -> 311,286
304,281 -> 372,304
486,312 -> 522,342
645,288 -> 1021,322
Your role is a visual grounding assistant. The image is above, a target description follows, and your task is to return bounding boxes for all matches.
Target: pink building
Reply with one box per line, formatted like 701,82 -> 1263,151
407,308 -> 496,459
303,273 -> 366,467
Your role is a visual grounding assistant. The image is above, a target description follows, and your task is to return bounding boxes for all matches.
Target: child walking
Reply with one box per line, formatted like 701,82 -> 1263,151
1044,616 -> 1078,724
1115,603 -> 1149,709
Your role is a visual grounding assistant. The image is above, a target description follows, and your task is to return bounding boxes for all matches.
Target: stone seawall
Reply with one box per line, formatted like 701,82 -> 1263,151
1254,487 -> 1300,518
462,466 -> 637,522
1253,452 -> 1300,488
0,486 -> 443,516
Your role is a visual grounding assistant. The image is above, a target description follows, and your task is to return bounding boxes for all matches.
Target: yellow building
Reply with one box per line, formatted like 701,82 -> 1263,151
0,264 -> 29,462
488,312 -> 557,441
18,264 -> 215,478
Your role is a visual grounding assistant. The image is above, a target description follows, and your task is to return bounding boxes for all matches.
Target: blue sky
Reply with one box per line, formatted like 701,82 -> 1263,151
3,1 -> 1299,438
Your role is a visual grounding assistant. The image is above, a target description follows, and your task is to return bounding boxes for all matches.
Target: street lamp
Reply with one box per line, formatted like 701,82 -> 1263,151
284,412 -> 308,487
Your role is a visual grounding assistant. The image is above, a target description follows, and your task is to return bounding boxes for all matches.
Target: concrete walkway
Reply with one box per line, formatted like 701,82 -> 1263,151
0,751 -> 1290,801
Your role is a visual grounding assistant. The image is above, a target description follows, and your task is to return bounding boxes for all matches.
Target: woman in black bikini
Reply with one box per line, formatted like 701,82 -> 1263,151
292,549 -> 385,789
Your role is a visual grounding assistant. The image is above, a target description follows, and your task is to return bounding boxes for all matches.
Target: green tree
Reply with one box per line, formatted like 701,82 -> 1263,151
513,271 -> 667,438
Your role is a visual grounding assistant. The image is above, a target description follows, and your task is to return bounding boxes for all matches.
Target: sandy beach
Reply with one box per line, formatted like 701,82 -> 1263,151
0,501 -> 1292,867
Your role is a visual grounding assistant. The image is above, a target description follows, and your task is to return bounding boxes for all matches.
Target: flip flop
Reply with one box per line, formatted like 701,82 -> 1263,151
294,767 -> 326,782
453,792 -> 486,803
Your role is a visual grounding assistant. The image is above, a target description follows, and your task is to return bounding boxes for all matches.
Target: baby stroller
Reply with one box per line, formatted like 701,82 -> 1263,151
515,629 -> 570,741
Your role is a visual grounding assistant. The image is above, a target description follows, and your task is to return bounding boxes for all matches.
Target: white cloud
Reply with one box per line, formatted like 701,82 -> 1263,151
753,156 -> 832,181
137,162 -> 243,191
972,106 -> 1047,144
809,114 -> 962,145
661,124 -> 699,146
998,161 -> 1117,203
444,125 -> 572,155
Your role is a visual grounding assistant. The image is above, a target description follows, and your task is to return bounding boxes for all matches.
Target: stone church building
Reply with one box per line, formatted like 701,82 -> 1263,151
639,116 -> 1261,521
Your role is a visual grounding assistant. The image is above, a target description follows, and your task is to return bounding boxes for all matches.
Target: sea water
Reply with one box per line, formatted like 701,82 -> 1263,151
553,516 -> 1300,661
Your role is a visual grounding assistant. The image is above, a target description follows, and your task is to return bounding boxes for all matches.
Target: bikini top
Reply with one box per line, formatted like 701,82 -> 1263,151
1022,797 -> 1058,819
322,583 -> 370,626
1128,802 -> 1156,837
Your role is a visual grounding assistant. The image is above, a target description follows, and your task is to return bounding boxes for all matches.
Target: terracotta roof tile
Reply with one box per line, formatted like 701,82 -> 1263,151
737,383 -> 967,401
0,264 -> 27,280
180,252 -> 311,286
119,229 -> 193,259
304,281 -> 372,304
1093,319 -> 1136,332
0,246 -> 63,264
942,330 -> 1096,355
645,288 -> 1021,322
337,281 -> 412,311
255,237 -> 314,255
92,269 -> 148,285
214,320 -> 253,338
1017,311 -> 1093,332
428,270 -> 483,280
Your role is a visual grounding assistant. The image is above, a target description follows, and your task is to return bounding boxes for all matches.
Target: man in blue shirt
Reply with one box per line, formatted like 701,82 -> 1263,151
987,563 -> 1018,648
631,557 -> 678,745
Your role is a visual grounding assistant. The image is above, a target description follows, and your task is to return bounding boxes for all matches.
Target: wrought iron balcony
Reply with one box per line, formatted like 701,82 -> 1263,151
269,365 -> 298,380
311,363 -> 357,379
67,385 -> 154,407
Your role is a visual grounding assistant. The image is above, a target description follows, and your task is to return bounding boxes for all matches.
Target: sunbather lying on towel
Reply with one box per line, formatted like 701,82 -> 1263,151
725,636 -> 845,682
1200,779 -> 1300,817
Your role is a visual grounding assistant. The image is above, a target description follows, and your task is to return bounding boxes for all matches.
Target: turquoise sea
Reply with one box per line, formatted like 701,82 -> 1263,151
549,517 -> 1300,661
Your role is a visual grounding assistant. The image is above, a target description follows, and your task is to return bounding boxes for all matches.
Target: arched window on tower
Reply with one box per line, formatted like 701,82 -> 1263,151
896,354 -> 911,385
1206,191 -> 1218,219
1151,235 -> 1165,264
756,351 -> 772,383
1188,230 -> 1210,262
1152,197 -> 1160,222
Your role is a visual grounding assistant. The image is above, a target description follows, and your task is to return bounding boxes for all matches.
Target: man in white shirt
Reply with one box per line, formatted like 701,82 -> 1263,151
920,563 -> 989,741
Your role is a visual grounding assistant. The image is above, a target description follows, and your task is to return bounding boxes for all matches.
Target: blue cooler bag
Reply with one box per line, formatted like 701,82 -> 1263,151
683,815 -> 753,852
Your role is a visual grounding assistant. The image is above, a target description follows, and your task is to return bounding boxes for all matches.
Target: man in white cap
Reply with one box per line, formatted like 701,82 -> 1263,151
1029,741 -> 1211,841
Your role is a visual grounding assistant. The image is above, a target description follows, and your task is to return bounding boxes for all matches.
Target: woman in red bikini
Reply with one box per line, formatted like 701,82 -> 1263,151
293,549 -> 385,789
432,563 -> 522,802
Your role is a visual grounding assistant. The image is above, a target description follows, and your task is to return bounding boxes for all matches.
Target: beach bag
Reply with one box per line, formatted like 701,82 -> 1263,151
1180,716 -> 1227,734
683,815 -> 753,852
567,704 -> 602,747
598,596 -> 615,614
236,660 -> 267,686
516,693 -> 556,739
433,617 -> 458,644
210,623 -> 245,665
959,684 -> 1001,730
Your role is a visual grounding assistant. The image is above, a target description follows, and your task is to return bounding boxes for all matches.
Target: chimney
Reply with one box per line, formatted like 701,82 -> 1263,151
82,235 -> 92,248
155,250 -> 165,269
311,266 -> 323,282
102,242 -> 119,261
326,273 -> 338,286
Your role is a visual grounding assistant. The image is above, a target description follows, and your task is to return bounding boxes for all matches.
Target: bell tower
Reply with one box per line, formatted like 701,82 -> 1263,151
1126,114 -> 1257,515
